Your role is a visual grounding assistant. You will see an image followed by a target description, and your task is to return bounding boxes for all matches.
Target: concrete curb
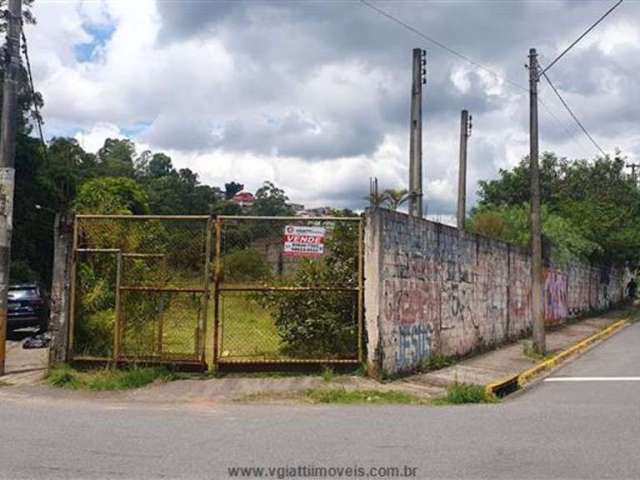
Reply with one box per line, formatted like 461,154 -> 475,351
485,319 -> 629,398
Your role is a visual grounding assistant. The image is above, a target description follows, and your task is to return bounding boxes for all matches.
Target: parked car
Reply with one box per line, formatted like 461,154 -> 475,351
7,283 -> 49,332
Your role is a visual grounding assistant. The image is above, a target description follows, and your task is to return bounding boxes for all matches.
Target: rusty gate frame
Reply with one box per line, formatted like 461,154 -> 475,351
213,215 -> 364,366
68,215 -> 211,369
67,214 -> 364,369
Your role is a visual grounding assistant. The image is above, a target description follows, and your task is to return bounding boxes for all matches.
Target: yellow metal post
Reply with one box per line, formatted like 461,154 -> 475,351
113,252 -> 122,365
201,217 -> 213,365
67,215 -> 79,359
212,217 -> 222,366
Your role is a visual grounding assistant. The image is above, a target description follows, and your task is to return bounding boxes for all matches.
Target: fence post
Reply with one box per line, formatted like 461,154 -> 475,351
113,252 -> 122,365
212,217 -> 222,367
201,216 -> 213,365
66,215 -> 79,360
357,216 -> 365,364
48,212 -> 74,364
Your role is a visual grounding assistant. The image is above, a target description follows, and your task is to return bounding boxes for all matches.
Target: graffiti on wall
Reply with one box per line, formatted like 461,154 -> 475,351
395,323 -> 433,371
544,269 -> 568,324
384,282 -> 439,326
370,210 -> 626,375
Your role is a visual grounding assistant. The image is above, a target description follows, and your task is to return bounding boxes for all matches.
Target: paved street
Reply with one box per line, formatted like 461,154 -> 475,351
1,324 -> 640,480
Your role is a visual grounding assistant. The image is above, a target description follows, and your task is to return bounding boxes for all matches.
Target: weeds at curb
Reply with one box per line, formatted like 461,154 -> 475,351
433,383 -> 498,405
47,364 -> 177,391
305,388 -> 428,405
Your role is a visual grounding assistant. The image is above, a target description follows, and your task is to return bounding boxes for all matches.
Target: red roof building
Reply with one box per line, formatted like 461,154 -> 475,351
231,191 -> 255,207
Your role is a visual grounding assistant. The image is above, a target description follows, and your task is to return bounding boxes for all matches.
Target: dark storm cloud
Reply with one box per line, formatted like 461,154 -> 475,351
151,0 -> 640,212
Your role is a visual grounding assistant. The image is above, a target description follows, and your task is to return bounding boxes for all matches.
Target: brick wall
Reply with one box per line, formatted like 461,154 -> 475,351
364,209 -> 625,376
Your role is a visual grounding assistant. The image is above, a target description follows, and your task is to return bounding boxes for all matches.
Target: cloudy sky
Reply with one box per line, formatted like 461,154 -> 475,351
27,0 -> 640,215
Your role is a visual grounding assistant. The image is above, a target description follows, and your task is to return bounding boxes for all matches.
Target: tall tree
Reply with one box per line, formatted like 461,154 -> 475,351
224,181 -> 244,200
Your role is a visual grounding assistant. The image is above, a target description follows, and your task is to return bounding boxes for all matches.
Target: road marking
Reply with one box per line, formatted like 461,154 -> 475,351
545,377 -> 640,382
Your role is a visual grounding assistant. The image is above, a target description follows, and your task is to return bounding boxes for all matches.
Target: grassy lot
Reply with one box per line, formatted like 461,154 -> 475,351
218,293 -> 281,360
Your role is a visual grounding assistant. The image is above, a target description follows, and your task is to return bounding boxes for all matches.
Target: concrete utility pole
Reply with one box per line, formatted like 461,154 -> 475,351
456,110 -> 472,230
408,48 -> 426,218
626,163 -> 639,186
0,0 -> 22,376
529,48 -> 546,354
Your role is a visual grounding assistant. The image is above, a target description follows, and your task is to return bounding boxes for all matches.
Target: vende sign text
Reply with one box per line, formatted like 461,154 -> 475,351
283,225 -> 326,257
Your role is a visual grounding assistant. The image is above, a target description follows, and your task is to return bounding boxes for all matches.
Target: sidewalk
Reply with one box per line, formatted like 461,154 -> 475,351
1,308 -> 632,403
401,308 -> 631,392
2,338 -> 48,386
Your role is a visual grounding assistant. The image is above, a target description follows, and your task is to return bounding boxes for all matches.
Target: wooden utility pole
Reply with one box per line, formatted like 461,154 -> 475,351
409,48 -> 426,218
529,48 -> 546,354
456,110 -> 472,230
0,0 -> 22,376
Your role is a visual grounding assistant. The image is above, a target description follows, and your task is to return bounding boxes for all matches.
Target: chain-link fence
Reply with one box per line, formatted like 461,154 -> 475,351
214,216 -> 363,364
70,214 -> 363,368
70,215 -> 211,367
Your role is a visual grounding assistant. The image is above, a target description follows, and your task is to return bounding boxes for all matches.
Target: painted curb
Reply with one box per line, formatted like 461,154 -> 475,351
485,319 -> 629,398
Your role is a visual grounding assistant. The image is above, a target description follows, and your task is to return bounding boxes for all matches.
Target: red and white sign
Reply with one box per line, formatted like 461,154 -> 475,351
283,225 -> 326,257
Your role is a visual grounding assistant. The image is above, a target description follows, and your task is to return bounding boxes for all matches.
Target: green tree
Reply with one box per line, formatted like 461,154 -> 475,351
251,181 -> 293,216
383,188 -> 410,210
94,138 -> 136,177
73,177 -> 150,215
476,153 -> 640,266
224,181 -> 244,200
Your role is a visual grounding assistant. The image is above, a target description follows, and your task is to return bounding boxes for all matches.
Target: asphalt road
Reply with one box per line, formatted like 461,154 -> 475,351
1,324 -> 640,480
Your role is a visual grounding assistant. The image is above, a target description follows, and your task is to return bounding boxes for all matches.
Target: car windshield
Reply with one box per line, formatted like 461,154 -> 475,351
8,288 -> 38,301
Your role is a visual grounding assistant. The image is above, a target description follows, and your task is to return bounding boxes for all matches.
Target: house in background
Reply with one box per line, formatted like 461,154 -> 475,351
231,191 -> 256,208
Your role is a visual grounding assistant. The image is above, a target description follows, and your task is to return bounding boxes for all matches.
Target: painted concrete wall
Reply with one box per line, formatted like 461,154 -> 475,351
364,209 -> 625,376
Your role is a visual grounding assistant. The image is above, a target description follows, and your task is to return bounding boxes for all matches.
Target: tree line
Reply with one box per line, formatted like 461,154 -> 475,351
468,152 -> 640,268
13,130 -> 295,284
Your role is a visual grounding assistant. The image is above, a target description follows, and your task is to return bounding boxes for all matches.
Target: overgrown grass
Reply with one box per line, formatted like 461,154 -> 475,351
321,367 -> 335,382
217,294 -> 282,361
47,364 -> 177,391
420,354 -> 454,371
521,340 -> 547,361
434,383 -> 497,405
305,388 -> 428,405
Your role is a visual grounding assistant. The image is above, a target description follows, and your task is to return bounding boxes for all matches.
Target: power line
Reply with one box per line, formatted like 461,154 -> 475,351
359,0 -> 529,94
540,0 -> 624,76
541,71 -> 606,157
359,0 -> 603,158
537,96 -> 595,159
19,29 -> 47,160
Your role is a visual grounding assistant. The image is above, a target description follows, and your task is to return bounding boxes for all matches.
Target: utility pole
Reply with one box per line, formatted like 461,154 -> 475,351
626,163 -> 639,186
529,48 -> 545,354
456,109 -> 472,230
409,48 -> 426,218
0,0 -> 22,376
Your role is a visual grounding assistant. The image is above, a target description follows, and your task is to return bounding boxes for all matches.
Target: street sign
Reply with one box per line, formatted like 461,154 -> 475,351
283,225 -> 325,257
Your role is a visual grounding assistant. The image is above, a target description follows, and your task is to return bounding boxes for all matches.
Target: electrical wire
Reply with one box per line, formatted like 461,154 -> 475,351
540,0 -> 624,76
359,0 -> 529,94
541,71 -> 607,157
19,29 -> 47,161
359,0 -> 603,158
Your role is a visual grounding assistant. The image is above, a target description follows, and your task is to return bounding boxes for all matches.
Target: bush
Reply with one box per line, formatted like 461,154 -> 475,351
444,383 -> 496,404
223,248 -> 272,283
75,309 -> 114,357
259,220 -> 359,358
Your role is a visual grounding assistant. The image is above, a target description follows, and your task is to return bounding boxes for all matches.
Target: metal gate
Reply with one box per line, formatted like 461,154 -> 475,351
69,215 -> 211,368
213,216 -> 363,365
69,214 -> 363,369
